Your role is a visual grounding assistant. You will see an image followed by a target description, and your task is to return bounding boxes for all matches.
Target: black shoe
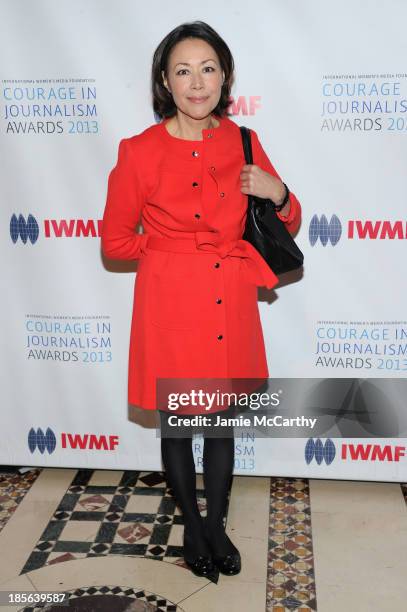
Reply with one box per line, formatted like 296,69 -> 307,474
211,551 -> 241,575
202,518 -> 242,576
183,529 -> 219,583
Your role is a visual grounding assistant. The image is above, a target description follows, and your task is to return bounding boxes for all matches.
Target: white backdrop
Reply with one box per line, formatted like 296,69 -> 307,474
2,0 -> 407,481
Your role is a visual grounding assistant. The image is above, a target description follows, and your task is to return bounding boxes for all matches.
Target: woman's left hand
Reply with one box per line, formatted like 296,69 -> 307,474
240,164 -> 285,203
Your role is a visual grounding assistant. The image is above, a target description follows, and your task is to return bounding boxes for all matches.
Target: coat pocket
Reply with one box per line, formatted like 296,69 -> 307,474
148,271 -> 199,330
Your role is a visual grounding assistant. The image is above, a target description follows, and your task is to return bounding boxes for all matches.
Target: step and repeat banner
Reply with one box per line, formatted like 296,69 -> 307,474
2,0 -> 406,481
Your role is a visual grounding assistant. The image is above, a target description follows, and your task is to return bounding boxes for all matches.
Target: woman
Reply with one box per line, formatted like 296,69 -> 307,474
101,21 -> 301,583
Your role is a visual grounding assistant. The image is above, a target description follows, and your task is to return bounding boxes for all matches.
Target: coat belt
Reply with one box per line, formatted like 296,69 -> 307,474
144,232 -> 279,290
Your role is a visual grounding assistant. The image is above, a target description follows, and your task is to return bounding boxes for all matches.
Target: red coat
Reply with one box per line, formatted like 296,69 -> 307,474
101,115 -> 301,411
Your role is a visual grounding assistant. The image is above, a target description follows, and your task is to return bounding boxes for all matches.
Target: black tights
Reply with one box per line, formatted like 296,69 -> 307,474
159,407 -> 237,557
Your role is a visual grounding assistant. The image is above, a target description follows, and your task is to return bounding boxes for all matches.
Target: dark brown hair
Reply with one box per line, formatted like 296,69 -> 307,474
151,21 -> 235,120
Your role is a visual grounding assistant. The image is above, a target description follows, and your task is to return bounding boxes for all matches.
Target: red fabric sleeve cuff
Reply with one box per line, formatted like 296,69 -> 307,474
276,192 -> 298,224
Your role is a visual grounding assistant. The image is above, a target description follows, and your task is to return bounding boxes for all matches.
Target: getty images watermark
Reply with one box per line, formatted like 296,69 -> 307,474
155,378 -> 321,438
155,377 -> 407,439
164,389 -> 317,429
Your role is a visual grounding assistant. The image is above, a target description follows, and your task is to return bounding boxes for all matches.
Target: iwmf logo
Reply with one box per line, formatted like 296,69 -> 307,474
309,214 -> 341,246
28,427 -> 119,453
310,214 -> 407,246
10,213 -> 102,244
10,214 -> 39,244
305,438 -> 336,465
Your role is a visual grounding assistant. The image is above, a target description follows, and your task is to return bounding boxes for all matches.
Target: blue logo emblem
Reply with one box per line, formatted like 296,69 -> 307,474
28,427 -> 57,454
309,214 -> 341,246
305,438 -> 336,465
10,214 -> 39,244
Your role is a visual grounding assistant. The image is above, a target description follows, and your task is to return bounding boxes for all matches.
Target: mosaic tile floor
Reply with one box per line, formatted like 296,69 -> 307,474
19,586 -> 179,612
0,469 -> 42,534
19,469 -> 230,576
266,478 -> 316,611
1,468 -> 407,611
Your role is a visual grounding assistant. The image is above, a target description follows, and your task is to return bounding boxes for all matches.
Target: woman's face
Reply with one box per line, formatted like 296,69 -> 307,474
162,37 -> 225,120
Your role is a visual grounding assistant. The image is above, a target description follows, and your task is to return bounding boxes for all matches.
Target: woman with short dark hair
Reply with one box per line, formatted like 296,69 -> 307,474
101,20 -> 301,584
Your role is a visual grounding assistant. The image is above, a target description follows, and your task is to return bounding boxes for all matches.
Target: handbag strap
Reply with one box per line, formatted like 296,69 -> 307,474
239,125 -> 280,219
239,126 -> 253,165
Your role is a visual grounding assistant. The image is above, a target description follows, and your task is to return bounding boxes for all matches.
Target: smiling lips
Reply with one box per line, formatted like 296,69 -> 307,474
188,97 -> 209,103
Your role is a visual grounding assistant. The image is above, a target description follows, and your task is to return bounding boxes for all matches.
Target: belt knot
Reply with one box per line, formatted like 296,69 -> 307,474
194,231 -> 235,258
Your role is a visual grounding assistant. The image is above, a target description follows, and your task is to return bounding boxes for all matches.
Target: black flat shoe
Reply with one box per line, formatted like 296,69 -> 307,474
183,530 -> 219,583
202,518 -> 242,576
211,551 -> 241,575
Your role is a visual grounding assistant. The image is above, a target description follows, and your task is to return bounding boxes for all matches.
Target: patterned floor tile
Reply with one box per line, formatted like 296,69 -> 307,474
19,469 -> 231,575
0,468 -> 42,534
266,477 -> 317,611
5,469 -> 407,610
16,584 -> 180,611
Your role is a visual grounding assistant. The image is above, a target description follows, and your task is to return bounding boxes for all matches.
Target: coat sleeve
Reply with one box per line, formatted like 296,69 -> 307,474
249,129 -> 302,235
101,137 -> 149,260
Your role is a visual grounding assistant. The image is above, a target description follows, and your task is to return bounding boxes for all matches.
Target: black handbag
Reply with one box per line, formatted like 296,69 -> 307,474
240,126 -> 304,274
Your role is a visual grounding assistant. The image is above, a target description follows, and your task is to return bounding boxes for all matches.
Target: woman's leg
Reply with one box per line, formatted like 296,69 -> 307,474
202,406 -> 239,557
158,410 -> 211,558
